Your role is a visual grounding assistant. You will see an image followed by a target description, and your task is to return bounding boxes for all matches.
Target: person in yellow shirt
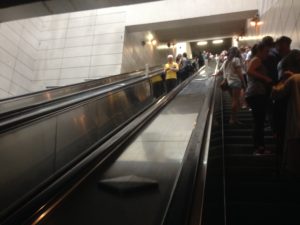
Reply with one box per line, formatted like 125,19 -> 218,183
164,55 -> 179,92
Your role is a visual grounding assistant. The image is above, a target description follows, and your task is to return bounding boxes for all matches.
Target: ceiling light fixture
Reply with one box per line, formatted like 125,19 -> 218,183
197,41 -> 208,46
212,40 -> 224,44
250,14 -> 263,27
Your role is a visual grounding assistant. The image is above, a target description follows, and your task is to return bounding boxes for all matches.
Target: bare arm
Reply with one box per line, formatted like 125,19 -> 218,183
247,58 -> 272,84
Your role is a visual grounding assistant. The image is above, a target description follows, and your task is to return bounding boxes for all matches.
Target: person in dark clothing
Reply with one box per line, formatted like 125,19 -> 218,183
263,36 -> 292,139
198,52 -> 205,68
245,42 -> 273,155
263,36 -> 292,84
273,49 -> 300,164
269,37 -> 293,156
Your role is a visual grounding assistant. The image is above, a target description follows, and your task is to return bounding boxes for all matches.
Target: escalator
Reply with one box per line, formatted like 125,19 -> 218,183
0,66 -> 162,117
223,93 -> 300,225
202,87 -> 300,225
0,67 -> 165,224
1,64 -> 216,225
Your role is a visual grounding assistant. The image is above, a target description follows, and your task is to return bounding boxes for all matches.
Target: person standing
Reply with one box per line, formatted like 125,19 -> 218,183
164,55 -> 179,92
245,42 -> 273,155
216,47 -> 246,125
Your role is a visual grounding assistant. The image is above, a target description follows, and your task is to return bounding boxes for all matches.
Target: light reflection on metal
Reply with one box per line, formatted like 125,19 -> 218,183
31,212 -> 48,225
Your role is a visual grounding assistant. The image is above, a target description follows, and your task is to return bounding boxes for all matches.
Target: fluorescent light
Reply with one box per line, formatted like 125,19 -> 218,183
157,43 -> 176,50
151,39 -> 157,45
147,33 -> 154,40
239,35 -> 263,41
250,21 -> 256,26
257,21 -> 263,26
157,45 -> 169,50
212,40 -> 224,44
197,41 -> 208,46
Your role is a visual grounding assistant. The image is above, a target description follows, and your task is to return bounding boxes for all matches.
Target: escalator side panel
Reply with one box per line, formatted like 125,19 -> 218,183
0,118 -> 56,212
0,80 -> 153,216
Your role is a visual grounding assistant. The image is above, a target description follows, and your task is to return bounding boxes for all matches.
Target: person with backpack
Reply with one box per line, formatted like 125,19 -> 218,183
180,53 -> 194,80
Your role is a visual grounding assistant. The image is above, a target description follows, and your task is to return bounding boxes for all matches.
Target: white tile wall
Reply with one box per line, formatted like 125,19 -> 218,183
35,10 -> 127,88
0,62 -> 13,80
64,36 -> 94,48
61,57 -> 91,68
0,18 -> 39,98
248,0 -> 300,49
91,54 -> 122,66
0,7 -> 171,98
63,46 -> 92,58
60,67 -> 90,78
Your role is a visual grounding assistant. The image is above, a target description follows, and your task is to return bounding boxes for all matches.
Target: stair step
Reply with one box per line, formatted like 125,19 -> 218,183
226,180 -> 300,203
226,165 -> 277,177
224,136 -> 274,145
225,144 -> 276,154
226,154 -> 276,167
227,202 -> 300,225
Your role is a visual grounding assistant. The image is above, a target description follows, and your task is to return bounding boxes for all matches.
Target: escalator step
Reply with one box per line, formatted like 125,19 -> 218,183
227,202 -> 300,225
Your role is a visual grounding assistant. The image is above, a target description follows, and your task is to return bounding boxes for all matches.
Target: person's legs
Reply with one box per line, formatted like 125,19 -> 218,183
230,88 -> 241,123
246,95 -> 267,152
166,79 -> 177,92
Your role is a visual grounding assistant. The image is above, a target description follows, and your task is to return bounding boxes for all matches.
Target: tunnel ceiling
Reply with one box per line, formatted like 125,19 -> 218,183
0,0 -> 162,22
127,10 -> 257,42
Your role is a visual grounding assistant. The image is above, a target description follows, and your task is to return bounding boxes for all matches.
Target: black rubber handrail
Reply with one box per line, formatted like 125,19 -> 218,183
0,65 -> 161,102
0,68 -> 201,225
0,66 -> 162,117
0,70 -> 163,134
161,64 -> 218,225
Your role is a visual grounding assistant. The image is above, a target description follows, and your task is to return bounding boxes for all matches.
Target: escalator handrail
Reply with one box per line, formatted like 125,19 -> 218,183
161,64 -> 219,225
0,67 -> 199,225
0,68 -> 162,118
0,70 -> 164,133
0,66 -> 162,115
0,65 -> 162,102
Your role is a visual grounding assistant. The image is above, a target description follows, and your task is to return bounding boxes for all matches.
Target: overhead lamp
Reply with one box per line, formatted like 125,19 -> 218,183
212,39 -> 224,44
239,35 -> 263,41
250,14 -> 263,27
147,33 -> 154,40
151,39 -> 157,45
197,41 -> 208,46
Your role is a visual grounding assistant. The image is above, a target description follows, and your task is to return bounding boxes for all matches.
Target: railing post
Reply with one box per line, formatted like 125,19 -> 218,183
145,64 -> 149,77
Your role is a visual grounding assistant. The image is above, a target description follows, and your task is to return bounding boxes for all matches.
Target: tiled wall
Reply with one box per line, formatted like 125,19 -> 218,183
33,10 -> 126,91
0,8 -> 172,99
0,19 -> 41,98
247,0 -> 300,49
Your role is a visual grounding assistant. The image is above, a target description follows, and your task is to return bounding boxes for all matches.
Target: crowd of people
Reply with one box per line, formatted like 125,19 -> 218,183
215,36 -> 300,176
162,53 -> 199,92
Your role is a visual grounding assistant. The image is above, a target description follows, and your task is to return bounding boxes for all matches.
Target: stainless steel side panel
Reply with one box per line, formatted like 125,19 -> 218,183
0,68 -> 161,114
0,80 -> 153,214
0,118 -> 56,211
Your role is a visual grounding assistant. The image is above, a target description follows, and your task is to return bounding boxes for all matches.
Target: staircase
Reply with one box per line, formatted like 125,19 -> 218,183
223,92 -> 300,225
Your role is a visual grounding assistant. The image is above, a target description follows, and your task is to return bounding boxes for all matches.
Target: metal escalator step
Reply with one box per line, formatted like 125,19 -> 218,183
224,136 -> 274,145
227,202 -> 300,225
226,180 -> 300,203
225,165 -> 277,177
224,144 -> 276,154
225,154 -> 276,167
